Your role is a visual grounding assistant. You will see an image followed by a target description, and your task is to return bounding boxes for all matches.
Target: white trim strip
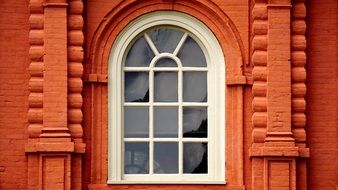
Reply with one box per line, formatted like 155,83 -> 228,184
173,32 -> 188,56
124,67 -> 208,71
124,102 -> 208,106
144,33 -> 159,56
124,138 -> 208,142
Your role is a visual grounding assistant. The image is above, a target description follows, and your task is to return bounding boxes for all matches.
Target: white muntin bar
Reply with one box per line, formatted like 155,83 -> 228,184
124,138 -> 208,142
144,33 -> 159,56
124,102 -> 208,107
123,67 -> 207,71
149,54 -> 154,175
173,32 -> 188,56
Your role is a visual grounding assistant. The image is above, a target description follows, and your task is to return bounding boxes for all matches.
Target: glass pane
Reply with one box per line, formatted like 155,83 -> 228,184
183,142 -> 208,174
183,72 -> 207,102
124,107 -> 149,138
154,142 -> 178,174
125,37 -> 154,67
154,107 -> 178,138
125,72 -> 149,102
124,142 -> 149,174
177,36 -> 207,67
183,107 -> 207,138
155,58 -> 177,67
154,72 -> 178,102
148,28 -> 184,53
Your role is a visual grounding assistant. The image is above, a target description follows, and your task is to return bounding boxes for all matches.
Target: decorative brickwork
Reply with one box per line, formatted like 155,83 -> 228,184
251,0 -> 268,146
27,1 -> 45,188
250,0 -> 309,189
28,0 -> 44,140
291,0 -> 307,150
68,1 -> 85,189
68,0 -> 85,153
250,1 -> 268,189
291,2 -> 308,189
0,0 -> 337,189
25,0 -> 85,189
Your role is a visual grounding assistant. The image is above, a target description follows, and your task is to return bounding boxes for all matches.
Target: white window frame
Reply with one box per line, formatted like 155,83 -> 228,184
108,11 -> 225,184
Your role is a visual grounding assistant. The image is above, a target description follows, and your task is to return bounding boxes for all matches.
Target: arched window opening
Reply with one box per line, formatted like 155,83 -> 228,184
108,11 -> 225,184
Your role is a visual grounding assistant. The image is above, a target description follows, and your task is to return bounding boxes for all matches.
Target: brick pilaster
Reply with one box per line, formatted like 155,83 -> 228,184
250,0 -> 309,189
40,0 -> 70,140
26,0 -> 85,189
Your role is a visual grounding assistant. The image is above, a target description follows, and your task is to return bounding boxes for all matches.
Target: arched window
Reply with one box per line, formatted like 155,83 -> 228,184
108,11 -> 225,184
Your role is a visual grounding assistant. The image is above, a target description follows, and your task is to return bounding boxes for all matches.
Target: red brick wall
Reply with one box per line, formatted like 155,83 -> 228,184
306,0 -> 338,189
0,0 -> 30,189
0,0 -> 337,189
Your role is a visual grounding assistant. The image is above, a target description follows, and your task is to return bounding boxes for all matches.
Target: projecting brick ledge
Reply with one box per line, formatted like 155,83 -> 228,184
250,146 -> 309,157
25,142 -> 75,153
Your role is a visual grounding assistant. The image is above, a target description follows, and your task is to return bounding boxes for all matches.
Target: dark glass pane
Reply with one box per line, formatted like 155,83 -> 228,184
125,37 -> 154,67
177,36 -> 207,67
154,107 -> 178,138
148,28 -> 184,53
183,142 -> 208,174
124,142 -> 149,174
154,72 -> 178,102
124,107 -> 149,138
183,107 -> 207,138
183,72 -> 207,102
155,58 -> 177,67
154,142 -> 178,174
124,72 -> 149,102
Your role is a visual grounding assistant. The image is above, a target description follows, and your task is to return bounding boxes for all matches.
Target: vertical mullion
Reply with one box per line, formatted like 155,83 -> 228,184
121,72 -> 125,178
178,66 -> 183,175
149,66 -> 154,175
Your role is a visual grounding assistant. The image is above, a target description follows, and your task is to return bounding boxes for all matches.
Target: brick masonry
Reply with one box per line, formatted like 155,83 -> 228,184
0,1 -> 30,189
0,0 -> 337,189
306,0 -> 338,189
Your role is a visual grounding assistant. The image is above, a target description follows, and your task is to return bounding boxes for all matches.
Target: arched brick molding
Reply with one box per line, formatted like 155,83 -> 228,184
88,0 -> 246,79
85,0 -> 247,189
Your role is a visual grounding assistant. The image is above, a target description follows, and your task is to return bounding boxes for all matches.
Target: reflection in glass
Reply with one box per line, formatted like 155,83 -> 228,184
155,58 -> 177,67
125,72 -> 149,102
154,72 -> 178,102
154,107 -> 178,138
177,36 -> 207,67
125,37 -> 154,67
148,28 -> 184,53
183,143 -> 208,173
124,142 -> 149,174
124,107 -> 149,138
183,72 -> 207,102
154,142 -> 178,174
183,107 -> 207,138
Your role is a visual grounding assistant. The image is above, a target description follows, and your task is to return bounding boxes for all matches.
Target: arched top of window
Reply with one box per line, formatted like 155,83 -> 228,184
125,27 -> 207,68
108,11 -> 225,184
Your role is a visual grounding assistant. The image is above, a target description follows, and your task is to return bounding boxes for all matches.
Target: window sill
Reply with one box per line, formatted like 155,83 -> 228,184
107,179 -> 226,185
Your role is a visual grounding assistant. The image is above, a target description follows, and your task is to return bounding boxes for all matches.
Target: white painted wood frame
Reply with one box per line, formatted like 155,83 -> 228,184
108,11 -> 225,184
